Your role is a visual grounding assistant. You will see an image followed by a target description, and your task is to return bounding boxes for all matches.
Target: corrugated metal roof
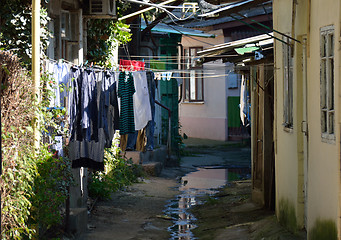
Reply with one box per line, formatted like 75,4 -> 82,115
181,4 -> 272,28
140,22 -> 215,38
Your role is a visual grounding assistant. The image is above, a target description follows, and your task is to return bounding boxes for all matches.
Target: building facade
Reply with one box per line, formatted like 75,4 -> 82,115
273,0 -> 340,238
179,2 -> 272,141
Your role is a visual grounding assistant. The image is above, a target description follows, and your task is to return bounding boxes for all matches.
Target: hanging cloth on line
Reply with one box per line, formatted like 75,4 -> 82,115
118,71 -> 136,135
68,67 -> 120,171
119,59 -> 145,71
132,71 -> 152,131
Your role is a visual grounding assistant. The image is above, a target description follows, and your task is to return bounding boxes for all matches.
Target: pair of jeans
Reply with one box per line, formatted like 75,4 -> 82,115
126,131 -> 138,150
145,71 -> 155,151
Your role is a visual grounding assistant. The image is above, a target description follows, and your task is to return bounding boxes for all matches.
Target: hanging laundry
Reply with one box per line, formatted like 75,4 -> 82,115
240,75 -> 250,126
161,72 -> 167,81
82,69 -> 98,141
43,59 -> 124,170
68,66 -> 82,141
68,67 -> 120,171
101,71 -> 120,148
118,71 -> 135,135
145,71 -> 156,151
154,72 -> 162,80
45,60 -> 69,107
69,131 -> 106,171
119,59 -> 145,71
166,72 -> 172,81
132,71 -> 152,131
172,72 -> 182,86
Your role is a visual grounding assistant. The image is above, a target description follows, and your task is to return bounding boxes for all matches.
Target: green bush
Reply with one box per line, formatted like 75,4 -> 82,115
1,51 -> 73,239
1,51 -> 37,239
29,146 -> 74,237
89,141 -> 143,200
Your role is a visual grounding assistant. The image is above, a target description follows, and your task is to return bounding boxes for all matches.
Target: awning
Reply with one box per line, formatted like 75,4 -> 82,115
197,33 -> 273,63
140,22 -> 215,38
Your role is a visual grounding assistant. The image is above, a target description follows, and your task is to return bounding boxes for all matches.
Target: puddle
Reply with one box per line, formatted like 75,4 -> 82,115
165,167 -> 250,240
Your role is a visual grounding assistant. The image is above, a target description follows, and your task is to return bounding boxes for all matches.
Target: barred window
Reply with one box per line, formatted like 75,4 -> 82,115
283,37 -> 293,128
184,47 -> 204,102
320,25 -> 335,141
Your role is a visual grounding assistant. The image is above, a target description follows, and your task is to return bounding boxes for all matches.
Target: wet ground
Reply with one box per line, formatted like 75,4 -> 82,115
80,138 -> 306,240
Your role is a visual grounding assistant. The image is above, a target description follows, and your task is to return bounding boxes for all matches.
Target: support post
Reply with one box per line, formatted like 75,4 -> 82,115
32,0 -> 41,151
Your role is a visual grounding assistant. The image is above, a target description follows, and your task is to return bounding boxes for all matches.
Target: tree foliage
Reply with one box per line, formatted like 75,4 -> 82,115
0,50 -> 36,239
1,50 -> 75,239
0,0 -> 51,67
87,0 -> 133,67
87,19 -> 132,67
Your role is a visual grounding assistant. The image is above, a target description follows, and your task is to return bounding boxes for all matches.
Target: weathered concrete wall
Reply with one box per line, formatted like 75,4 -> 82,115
179,29 -> 229,141
273,0 -> 341,238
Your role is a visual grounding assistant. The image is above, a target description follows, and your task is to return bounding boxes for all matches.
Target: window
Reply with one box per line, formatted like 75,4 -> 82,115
320,26 -> 335,140
184,47 -> 204,102
283,37 -> 293,128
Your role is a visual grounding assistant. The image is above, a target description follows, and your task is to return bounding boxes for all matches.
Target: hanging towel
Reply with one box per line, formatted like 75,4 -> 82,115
132,71 -> 152,131
240,75 -> 247,125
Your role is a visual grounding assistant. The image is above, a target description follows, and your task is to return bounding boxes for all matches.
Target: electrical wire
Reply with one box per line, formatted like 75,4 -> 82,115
118,54 -> 239,59
124,0 -> 196,21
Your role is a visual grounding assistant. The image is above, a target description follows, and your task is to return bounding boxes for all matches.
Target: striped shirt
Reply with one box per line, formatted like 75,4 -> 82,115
118,71 -> 135,135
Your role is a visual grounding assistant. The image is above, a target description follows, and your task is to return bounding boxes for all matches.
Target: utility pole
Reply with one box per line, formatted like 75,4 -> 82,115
32,0 -> 41,151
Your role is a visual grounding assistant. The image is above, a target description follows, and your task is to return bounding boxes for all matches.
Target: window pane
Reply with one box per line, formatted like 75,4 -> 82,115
328,111 -> 334,134
185,49 -> 190,69
184,47 -> 203,102
328,34 -> 334,57
282,39 -> 293,127
190,48 -> 197,67
190,70 -> 196,100
185,73 -> 190,100
321,35 -> 326,57
328,58 -> 334,110
322,110 -> 327,133
320,26 -> 334,138
197,71 -> 203,101
321,59 -> 327,108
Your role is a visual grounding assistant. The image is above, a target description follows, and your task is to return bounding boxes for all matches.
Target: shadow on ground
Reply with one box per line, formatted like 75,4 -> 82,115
80,138 -> 306,240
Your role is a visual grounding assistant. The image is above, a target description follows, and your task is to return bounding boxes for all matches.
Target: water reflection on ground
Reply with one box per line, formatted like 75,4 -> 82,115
165,167 -> 250,240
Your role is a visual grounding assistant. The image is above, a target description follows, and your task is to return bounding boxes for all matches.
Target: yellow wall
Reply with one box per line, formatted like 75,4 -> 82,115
273,0 -> 302,228
273,0 -> 341,237
306,0 -> 340,237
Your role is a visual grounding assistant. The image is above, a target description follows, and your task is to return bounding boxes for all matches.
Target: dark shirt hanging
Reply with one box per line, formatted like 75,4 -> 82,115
118,71 -> 135,135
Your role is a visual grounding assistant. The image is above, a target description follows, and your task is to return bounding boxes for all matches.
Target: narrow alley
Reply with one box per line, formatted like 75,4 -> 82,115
80,138 -> 304,240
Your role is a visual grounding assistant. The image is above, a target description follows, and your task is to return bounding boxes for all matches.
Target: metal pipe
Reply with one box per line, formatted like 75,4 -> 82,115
228,14 -> 288,45
155,100 -> 171,159
32,0 -> 41,151
178,43 -> 183,103
234,12 -> 301,43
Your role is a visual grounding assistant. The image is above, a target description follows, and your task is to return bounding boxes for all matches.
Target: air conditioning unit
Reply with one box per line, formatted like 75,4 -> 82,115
88,0 -> 116,18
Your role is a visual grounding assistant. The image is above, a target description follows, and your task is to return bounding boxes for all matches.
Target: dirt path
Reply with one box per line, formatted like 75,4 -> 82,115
82,168 -> 183,240
81,141 -> 306,239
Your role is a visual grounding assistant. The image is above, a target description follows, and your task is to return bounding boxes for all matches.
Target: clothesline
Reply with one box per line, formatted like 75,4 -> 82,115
43,58 -> 157,171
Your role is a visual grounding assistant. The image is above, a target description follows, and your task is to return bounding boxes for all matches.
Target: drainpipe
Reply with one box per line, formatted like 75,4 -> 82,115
32,0 -> 41,151
155,100 -> 171,160
178,43 -> 183,103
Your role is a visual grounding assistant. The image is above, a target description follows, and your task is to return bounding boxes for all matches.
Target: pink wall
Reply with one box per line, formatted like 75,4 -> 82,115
180,116 -> 228,141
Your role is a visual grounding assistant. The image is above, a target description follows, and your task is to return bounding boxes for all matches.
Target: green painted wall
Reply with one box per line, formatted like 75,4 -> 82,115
159,34 -> 181,154
228,96 -> 241,128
